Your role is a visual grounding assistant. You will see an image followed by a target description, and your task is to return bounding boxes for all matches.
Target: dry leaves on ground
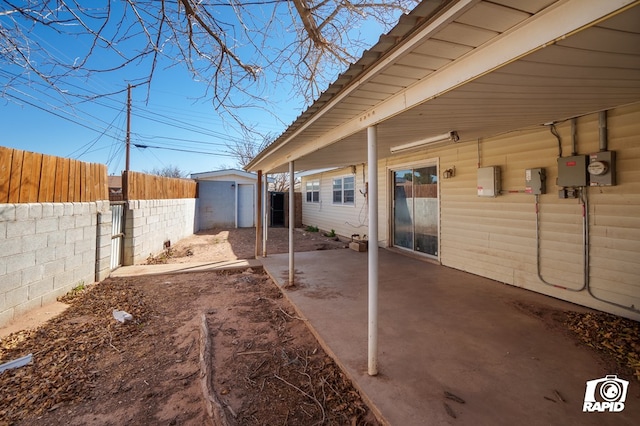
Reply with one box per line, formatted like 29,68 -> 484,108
0,270 -> 377,426
0,280 -> 150,423
566,311 -> 640,381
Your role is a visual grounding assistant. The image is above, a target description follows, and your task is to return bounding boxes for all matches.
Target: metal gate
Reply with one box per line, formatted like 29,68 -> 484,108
110,202 -> 125,269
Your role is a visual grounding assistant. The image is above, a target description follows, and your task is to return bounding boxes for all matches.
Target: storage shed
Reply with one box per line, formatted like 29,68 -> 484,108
192,169 -> 270,229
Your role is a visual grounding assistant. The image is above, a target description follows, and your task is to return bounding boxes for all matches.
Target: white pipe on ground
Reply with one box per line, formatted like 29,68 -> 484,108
367,126 -> 379,376
289,161 -> 295,286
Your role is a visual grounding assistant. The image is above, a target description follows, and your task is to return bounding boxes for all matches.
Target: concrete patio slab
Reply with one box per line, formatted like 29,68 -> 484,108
260,248 -> 639,426
110,259 -> 262,277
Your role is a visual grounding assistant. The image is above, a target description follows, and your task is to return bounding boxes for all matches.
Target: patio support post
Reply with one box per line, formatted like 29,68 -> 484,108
263,173 -> 268,257
367,125 -> 379,376
256,170 -> 262,259
289,161 -> 295,285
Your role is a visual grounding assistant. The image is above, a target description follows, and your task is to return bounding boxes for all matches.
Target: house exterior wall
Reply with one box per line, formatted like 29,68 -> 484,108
371,103 -> 640,320
0,201 -> 111,327
301,165 -> 369,238
123,198 -> 196,265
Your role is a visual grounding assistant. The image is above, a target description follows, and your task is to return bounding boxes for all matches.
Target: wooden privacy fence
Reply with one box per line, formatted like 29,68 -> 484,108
397,183 -> 438,198
123,171 -> 197,200
0,147 -> 108,203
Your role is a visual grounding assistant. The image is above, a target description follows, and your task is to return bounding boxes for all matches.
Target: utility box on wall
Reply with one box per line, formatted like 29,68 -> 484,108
588,151 -> 616,186
557,155 -> 588,187
477,166 -> 501,197
525,168 -> 546,194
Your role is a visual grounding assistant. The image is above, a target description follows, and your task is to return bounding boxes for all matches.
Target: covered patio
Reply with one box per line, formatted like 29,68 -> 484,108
261,248 -> 639,425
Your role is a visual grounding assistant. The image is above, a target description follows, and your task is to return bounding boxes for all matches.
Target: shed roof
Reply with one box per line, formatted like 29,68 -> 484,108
191,168 -> 275,182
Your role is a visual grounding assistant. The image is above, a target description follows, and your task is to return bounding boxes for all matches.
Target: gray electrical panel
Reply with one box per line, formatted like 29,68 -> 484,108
525,168 -> 545,194
477,166 -> 501,197
588,151 -> 616,186
557,155 -> 588,187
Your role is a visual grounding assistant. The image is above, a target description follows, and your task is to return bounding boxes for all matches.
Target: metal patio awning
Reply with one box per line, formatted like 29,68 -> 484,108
246,0 -> 640,174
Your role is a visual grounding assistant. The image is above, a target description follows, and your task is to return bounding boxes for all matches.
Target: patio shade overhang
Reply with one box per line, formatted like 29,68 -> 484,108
245,0 -> 640,174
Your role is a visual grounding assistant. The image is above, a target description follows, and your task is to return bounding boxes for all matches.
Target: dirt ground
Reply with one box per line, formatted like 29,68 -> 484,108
1,228 -> 638,425
147,228 -> 348,265
0,228 -> 376,426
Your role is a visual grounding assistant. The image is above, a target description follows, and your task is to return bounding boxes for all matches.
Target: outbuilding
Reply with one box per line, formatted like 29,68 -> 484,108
191,169 -> 272,229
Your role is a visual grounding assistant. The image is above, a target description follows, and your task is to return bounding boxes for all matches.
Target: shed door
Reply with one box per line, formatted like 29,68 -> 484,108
392,165 -> 439,257
237,184 -> 255,227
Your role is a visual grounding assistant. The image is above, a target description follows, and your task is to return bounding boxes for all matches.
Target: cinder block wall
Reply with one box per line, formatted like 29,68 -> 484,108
0,201 -> 112,327
123,199 -> 196,265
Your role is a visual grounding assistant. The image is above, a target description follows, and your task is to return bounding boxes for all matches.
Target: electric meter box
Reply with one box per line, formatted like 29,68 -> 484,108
588,151 -> 616,186
557,155 -> 588,187
477,166 -> 501,197
525,168 -> 546,194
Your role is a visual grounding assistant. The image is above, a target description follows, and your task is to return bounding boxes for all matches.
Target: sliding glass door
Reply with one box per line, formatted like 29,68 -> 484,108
393,165 -> 439,257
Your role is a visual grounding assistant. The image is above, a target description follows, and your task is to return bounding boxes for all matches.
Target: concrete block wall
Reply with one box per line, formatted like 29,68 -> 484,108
0,201 -> 112,327
123,199 -> 197,265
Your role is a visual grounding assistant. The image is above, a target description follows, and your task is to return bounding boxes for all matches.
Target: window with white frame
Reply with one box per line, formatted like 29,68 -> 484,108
305,179 -> 320,203
332,176 -> 355,205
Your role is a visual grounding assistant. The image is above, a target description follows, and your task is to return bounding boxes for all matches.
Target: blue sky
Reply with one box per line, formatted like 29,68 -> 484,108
0,2 -> 399,176
1,65 -> 295,175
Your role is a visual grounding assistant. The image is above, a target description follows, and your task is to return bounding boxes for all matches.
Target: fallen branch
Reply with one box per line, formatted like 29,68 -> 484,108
106,330 -> 121,353
274,374 -> 325,424
200,313 -> 231,426
185,338 -> 195,356
444,391 -> 465,404
278,307 -> 306,321
443,402 -> 456,418
236,350 -> 268,356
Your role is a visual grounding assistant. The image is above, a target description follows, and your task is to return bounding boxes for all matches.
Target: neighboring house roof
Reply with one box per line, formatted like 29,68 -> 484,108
191,168 -> 275,182
108,175 -> 122,188
246,0 -> 640,173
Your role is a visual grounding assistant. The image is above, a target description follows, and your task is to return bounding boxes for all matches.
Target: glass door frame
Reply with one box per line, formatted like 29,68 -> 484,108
388,158 -> 440,260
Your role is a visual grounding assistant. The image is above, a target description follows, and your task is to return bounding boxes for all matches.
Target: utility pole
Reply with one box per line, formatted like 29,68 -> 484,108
125,84 -> 131,172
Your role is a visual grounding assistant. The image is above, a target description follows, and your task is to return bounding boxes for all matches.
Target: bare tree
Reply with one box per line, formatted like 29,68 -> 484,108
144,165 -> 189,178
0,1 -> 416,115
270,172 -> 296,192
227,132 -> 297,190
227,133 -> 274,168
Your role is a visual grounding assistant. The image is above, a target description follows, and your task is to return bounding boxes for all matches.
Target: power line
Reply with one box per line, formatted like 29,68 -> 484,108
3,92 -> 117,138
68,106 -> 126,158
132,143 -> 236,158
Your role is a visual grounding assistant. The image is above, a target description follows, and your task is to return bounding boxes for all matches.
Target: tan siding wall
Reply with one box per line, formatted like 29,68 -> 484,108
301,165 -> 369,238
375,103 -> 640,320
